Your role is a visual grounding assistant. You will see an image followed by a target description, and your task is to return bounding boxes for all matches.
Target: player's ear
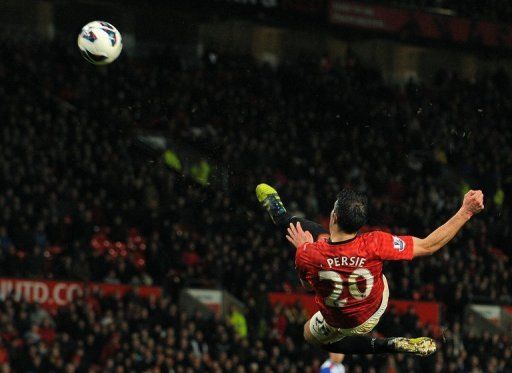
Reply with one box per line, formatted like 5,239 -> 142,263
331,210 -> 337,224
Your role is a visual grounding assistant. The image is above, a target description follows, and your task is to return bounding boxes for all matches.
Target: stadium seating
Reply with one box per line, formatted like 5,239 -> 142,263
0,292 -> 510,372
0,35 -> 510,371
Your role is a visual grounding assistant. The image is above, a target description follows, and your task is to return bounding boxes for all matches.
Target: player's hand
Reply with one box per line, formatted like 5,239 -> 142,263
461,190 -> 484,218
286,222 -> 314,248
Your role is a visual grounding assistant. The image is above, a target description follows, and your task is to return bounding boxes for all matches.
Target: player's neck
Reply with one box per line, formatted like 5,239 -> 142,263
329,230 -> 357,243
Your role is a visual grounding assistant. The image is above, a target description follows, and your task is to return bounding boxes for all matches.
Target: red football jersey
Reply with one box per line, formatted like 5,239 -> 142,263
295,231 -> 414,328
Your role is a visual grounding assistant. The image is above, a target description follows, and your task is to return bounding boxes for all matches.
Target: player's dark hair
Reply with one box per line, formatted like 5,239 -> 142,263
334,189 -> 368,233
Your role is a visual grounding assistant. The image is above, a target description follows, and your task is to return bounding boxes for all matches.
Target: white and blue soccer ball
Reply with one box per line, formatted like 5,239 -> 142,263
77,21 -> 122,65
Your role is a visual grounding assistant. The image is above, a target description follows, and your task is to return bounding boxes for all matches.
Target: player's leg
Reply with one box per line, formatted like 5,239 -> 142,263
256,183 -> 328,239
321,335 -> 436,356
304,313 -> 436,356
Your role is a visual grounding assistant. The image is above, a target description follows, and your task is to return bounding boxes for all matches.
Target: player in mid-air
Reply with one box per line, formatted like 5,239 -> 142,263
256,184 -> 484,356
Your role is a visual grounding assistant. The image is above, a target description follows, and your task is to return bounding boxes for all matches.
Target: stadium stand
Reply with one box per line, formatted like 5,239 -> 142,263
0,34 -> 510,371
0,292 -> 510,372
356,0 -> 512,23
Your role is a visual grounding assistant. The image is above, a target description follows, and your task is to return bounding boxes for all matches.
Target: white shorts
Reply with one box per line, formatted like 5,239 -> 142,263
309,275 -> 389,344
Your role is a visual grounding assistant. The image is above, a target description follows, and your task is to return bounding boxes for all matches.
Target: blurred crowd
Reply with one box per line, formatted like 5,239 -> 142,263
0,34 -> 510,370
0,37 -> 510,302
0,292 -> 510,372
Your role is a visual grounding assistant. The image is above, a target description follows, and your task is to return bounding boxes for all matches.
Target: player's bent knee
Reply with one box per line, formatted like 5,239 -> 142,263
303,322 -> 309,341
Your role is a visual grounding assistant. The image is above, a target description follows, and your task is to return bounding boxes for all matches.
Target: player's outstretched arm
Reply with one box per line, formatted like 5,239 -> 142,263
412,190 -> 484,257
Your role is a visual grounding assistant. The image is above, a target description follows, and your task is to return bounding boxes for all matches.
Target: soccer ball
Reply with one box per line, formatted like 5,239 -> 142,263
77,21 -> 122,65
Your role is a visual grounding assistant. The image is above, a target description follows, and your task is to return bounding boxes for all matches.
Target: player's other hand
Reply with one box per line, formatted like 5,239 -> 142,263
286,222 -> 314,248
461,190 -> 484,217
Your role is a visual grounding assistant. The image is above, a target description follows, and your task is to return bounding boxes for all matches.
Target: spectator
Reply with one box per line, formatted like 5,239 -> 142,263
0,338 -> 9,368
229,306 -> 248,339
320,353 -> 346,373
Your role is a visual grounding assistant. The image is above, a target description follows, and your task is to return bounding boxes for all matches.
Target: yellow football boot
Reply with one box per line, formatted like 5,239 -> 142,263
255,183 -> 287,224
390,337 -> 437,356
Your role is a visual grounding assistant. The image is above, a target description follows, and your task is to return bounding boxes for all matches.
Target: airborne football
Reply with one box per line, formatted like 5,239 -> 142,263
77,21 -> 122,65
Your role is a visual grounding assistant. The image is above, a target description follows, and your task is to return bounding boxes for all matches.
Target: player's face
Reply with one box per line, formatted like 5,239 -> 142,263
329,353 -> 344,364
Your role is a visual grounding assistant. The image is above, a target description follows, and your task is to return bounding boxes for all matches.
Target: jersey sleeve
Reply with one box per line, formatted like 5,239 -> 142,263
372,231 -> 414,261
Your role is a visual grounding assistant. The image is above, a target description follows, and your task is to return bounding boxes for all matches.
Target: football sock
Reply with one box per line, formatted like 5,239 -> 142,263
274,211 -> 293,227
280,215 -> 329,240
321,336 -> 398,354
